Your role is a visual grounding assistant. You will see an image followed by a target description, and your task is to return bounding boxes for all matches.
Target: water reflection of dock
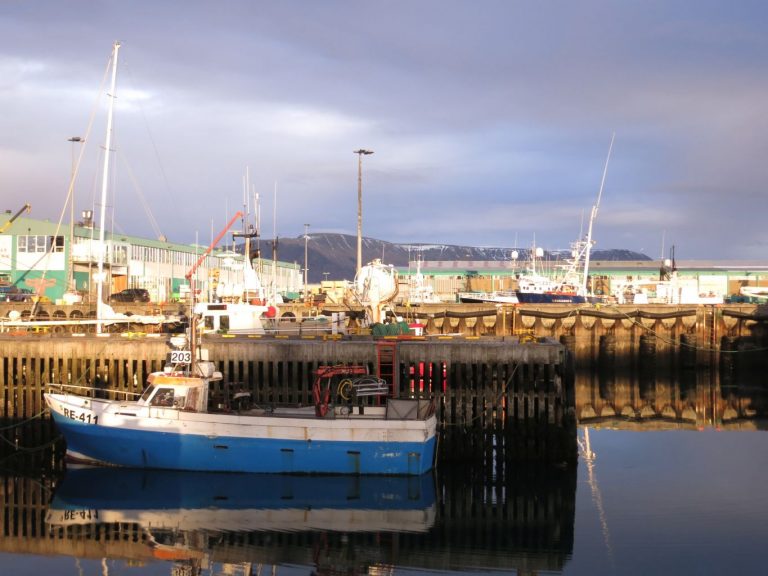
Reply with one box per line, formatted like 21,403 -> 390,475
576,369 -> 768,429
0,451 -> 575,574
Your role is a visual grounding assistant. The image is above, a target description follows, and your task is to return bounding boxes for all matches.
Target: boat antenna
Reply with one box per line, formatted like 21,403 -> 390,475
581,132 -> 615,295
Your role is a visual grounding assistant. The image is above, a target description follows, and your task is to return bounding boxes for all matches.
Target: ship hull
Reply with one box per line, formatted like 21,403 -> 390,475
46,393 -> 437,476
516,291 -> 603,304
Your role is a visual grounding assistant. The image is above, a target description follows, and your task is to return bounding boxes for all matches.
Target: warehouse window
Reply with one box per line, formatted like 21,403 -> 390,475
18,235 -> 64,253
51,235 -> 64,252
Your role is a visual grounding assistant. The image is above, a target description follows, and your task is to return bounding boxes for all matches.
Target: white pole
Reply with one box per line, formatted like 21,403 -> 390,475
272,181 -> 278,304
581,132 -> 615,295
96,41 -> 120,334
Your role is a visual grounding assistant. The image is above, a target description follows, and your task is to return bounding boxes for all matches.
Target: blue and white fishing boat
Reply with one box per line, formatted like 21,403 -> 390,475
44,334 -> 437,474
43,124 -> 436,475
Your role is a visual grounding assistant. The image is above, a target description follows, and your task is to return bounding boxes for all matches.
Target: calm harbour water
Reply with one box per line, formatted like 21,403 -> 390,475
2,374 -> 767,576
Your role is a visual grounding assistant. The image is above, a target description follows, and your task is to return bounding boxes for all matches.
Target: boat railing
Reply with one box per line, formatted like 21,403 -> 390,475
47,382 -> 142,401
343,376 -> 389,397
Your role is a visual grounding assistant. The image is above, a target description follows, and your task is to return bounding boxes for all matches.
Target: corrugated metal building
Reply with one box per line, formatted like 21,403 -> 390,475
0,215 -> 301,303
396,259 -> 768,302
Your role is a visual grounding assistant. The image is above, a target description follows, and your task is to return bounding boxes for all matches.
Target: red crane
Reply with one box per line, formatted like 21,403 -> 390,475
185,211 -> 244,281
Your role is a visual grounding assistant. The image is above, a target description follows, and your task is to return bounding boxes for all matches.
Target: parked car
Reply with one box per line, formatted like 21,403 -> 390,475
0,285 -> 34,302
109,288 -> 150,303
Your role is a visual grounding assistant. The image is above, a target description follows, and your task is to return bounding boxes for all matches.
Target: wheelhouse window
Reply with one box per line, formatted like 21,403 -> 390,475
139,385 -> 156,403
150,387 -> 175,407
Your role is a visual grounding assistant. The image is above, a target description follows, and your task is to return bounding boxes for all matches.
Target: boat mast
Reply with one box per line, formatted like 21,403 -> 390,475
96,41 -> 120,334
233,169 -> 260,303
581,132 -> 615,295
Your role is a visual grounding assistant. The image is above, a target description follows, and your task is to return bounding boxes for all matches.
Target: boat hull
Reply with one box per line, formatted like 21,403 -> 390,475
46,393 -> 437,476
515,291 -> 602,304
459,292 -> 519,304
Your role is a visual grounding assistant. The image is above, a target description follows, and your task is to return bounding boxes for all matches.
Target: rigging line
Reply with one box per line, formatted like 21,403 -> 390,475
122,58 -> 177,209
56,50 -> 114,248
117,150 -> 164,239
27,56 -> 113,312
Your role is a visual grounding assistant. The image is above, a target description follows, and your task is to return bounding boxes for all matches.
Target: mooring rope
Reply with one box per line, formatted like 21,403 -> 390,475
0,408 -> 49,431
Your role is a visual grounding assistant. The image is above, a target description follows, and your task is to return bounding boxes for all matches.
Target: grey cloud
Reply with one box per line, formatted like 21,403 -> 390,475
1,1 -> 766,258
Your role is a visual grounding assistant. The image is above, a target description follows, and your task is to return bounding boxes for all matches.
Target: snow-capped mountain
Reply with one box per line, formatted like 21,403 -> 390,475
254,233 -> 650,283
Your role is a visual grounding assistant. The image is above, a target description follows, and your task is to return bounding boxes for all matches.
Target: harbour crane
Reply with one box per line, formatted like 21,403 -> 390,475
0,203 -> 31,234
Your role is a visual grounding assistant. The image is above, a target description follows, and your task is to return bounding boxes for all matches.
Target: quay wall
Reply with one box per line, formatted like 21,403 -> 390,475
380,303 -> 767,372
5,302 -> 765,371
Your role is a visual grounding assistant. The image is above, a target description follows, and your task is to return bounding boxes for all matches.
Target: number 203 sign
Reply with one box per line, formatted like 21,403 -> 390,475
170,350 -> 192,364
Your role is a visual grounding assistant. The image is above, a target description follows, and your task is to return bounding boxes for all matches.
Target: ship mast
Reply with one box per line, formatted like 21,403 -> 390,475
96,41 -> 120,334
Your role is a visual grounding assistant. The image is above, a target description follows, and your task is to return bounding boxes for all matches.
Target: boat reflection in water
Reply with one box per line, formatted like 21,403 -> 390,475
40,462 -> 576,575
46,467 -> 436,573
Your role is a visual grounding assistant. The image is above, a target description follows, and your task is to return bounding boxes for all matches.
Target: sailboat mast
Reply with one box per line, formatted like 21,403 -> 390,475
581,132 -> 615,295
96,41 -> 120,334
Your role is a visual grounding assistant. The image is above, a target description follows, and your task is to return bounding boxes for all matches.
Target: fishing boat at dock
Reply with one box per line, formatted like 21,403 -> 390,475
44,321 -> 437,474
44,204 -> 437,475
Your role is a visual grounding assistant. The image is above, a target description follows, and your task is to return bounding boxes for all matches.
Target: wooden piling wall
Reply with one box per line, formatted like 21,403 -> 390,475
0,333 -> 576,464
4,302 -> 766,372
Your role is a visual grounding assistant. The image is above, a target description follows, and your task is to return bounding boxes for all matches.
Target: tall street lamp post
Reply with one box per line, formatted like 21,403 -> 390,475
353,149 -> 374,275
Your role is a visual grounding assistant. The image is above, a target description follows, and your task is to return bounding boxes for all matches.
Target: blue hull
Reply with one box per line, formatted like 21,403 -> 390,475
516,292 -> 589,304
51,411 -> 436,476
51,467 -> 436,513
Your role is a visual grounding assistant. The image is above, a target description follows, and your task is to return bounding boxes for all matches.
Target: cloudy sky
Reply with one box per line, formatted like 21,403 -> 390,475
1,1 -> 766,259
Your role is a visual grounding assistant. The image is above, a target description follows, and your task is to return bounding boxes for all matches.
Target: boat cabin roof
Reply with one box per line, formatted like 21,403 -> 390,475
147,373 -> 207,389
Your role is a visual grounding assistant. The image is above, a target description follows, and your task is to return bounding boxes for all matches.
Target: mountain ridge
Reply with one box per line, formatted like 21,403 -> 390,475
251,233 -> 651,283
